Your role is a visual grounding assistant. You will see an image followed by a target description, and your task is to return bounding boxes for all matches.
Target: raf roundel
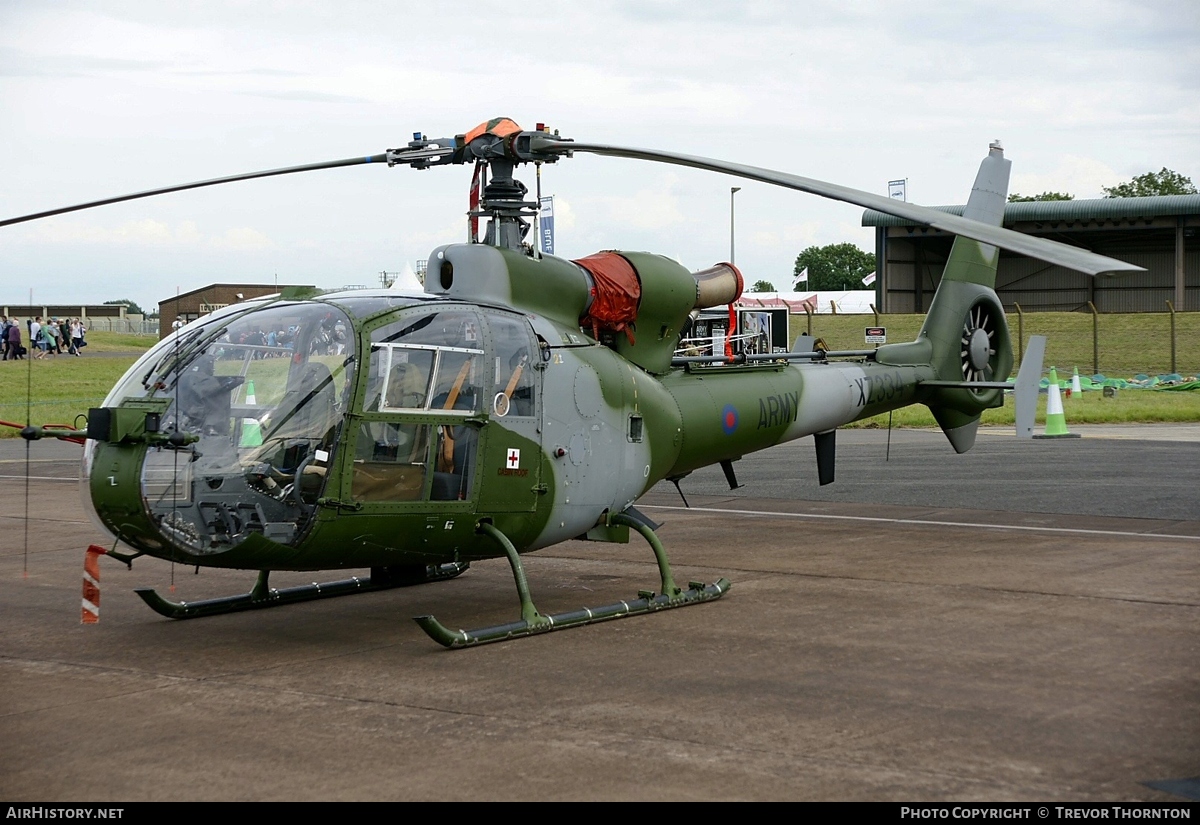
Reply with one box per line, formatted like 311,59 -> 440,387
721,404 -> 739,435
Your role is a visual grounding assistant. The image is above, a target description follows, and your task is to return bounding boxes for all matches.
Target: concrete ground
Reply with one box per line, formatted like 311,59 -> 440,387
0,427 -> 1196,801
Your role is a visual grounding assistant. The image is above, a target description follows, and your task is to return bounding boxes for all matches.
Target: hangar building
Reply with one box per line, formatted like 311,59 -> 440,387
863,195 -> 1200,313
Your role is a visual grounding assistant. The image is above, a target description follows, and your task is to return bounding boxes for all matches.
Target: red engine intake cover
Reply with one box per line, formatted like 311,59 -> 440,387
574,252 -> 641,344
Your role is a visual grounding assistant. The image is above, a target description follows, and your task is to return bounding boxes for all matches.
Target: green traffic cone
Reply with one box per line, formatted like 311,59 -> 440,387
245,379 -> 257,405
1034,367 -> 1080,439
240,417 -> 263,448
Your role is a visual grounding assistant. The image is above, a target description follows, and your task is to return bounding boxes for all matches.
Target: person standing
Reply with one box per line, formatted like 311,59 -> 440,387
71,319 -> 84,356
30,317 -> 44,358
7,318 -> 23,360
43,320 -> 60,356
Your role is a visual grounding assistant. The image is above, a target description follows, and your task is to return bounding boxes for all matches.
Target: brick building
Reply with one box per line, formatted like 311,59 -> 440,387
157,283 -> 310,338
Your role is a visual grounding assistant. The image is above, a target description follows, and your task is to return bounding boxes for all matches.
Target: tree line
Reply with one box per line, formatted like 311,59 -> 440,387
1008,167 -> 1195,202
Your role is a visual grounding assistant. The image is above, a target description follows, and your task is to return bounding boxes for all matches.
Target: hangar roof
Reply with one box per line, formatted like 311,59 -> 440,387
862,194 -> 1200,228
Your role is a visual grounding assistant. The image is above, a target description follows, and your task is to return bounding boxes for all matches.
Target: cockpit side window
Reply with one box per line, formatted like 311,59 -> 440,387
365,346 -> 435,412
487,314 -> 537,418
352,422 -> 431,502
365,308 -> 485,416
373,309 -> 482,349
353,307 -> 486,505
364,344 -> 482,414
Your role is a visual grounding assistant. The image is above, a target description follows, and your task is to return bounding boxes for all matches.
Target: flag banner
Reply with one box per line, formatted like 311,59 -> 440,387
795,267 -> 808,284
539,196 -> 555,255
862,272 -> 877,285
469,160 -> 485,242
888,179 -> 906,201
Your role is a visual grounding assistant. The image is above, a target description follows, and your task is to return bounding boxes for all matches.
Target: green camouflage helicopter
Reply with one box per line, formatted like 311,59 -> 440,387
2,119 -> 1142,646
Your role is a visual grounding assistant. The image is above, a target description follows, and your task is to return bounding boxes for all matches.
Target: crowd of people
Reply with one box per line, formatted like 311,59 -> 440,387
0,316 -> 88,360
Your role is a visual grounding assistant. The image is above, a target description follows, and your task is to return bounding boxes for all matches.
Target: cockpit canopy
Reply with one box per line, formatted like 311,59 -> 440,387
89,296 -> 539,560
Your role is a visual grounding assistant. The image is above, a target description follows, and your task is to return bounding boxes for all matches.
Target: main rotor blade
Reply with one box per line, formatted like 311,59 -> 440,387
0,154 -> 390,228
533,138 -> 1144,277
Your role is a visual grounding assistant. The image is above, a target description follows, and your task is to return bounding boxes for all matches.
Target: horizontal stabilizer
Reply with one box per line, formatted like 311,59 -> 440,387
919,380 -> 1013,390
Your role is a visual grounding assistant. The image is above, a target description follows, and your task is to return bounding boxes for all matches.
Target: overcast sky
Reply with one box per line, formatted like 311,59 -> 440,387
2,0 -> 1197,313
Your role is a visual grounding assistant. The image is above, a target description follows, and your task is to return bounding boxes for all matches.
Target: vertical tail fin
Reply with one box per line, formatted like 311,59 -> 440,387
939,140 -> 1010,288
1014,335 -> 1047,438
876,142 -> 1016,453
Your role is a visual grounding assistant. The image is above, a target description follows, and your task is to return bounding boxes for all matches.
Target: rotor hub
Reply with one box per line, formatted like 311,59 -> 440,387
968,327 -> 991,371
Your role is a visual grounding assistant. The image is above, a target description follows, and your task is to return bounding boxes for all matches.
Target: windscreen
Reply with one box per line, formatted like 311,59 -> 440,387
113,302 -> 357,554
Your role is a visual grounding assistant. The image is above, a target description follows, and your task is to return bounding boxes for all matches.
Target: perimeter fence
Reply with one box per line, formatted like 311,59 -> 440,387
789,309 -> 1200,379
84,319 -> 158,335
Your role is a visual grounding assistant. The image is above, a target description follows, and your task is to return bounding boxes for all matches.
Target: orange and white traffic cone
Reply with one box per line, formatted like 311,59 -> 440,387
81,545 -> 105,624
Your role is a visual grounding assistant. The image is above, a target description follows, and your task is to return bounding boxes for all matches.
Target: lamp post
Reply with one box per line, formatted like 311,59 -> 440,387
730,186 -> 741,263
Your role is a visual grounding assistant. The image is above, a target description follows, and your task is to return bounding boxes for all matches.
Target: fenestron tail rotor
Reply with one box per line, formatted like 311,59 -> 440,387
961,302 -> 999,384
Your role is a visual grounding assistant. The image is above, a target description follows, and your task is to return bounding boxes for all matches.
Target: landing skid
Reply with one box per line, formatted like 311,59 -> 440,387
414,515 -> 731,648
135,562 -> 469,620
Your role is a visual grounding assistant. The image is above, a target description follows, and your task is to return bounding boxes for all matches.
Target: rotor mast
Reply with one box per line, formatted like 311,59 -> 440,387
388,120 -> 563,254
476,156 -> 534,250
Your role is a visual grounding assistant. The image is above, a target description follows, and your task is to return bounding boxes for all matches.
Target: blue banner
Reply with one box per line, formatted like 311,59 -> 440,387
539,196 -> 555,255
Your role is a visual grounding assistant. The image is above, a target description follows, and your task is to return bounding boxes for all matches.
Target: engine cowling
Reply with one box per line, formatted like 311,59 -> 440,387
426,243 -> 743,375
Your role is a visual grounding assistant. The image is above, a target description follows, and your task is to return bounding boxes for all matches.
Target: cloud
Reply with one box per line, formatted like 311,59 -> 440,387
550,196 -> 576,230
589,174 -> 689,230
1009,156 -> 1123,200
22,218 -> 177,245
0,46 -> 173,77
398,217 -> 468,260
209,227 -> 273,250
237,89 -> 368,104
17,218 -> 265,249
750,225 -> 820,251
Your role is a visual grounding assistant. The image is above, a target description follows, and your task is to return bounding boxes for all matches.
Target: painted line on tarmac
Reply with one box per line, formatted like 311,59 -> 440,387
0,474 -> 76,482
0,458 -> 81,464
643,504 -> 1200,542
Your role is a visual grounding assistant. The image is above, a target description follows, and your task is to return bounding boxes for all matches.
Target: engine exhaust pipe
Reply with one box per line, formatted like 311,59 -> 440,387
692,262 -> 743,309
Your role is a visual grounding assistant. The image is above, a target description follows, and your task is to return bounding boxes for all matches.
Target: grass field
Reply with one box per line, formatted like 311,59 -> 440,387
799,311 -> 1200,427
81,332 -> 159,354
0,332 -> 156,432
3,320 -> 1199,438
850,390 -> 1200,429
791,311 -> 1200,378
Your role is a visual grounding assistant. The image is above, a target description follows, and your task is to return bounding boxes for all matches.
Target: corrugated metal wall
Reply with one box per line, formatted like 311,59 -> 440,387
880,233 -> 1199,313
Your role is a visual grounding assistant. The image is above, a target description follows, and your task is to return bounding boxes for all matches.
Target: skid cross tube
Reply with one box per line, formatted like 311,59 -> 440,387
135,562 -> 469,620
414,517 -> 731,648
